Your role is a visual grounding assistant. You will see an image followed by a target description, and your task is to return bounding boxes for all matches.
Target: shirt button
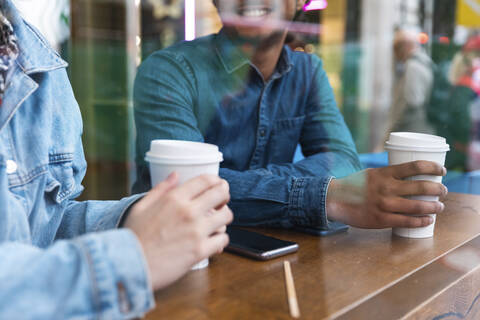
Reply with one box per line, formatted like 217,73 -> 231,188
6,160 -> 17,174
259,129 -> 266,137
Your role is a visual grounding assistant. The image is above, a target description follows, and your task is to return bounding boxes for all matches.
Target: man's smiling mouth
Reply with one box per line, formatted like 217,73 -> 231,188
237,6 -> 272,18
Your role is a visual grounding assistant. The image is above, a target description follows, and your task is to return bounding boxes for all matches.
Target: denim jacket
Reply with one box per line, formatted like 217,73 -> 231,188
133,29 -> 361,230
0,1 -> 154,319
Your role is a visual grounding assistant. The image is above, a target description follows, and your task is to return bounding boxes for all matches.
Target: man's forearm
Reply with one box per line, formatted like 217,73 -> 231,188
221,165 -> 333,229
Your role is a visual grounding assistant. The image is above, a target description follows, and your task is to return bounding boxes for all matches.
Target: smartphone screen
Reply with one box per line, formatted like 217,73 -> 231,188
226,227 -> 299,260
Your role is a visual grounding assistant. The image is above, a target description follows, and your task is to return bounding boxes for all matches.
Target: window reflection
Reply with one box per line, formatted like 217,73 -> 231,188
15,0 -> 480,198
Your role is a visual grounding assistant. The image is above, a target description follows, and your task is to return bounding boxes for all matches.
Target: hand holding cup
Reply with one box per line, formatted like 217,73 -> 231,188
326,160 -> 447,230
146,140 -> 225,268
328,133 -> 449,238
385,133 -> 450,238
124,173 -> 233,291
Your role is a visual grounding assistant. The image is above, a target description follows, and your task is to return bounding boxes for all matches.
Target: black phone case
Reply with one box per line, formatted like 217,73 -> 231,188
293,222 -> 349,236
226,227 -> 299,261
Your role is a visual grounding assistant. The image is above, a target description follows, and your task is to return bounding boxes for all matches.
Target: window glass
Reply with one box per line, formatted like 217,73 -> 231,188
16,0 -> 480,198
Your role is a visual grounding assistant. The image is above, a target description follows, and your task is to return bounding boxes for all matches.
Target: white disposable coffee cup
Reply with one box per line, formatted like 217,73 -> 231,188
385,133 -> 450,238
145,140 -> 224,269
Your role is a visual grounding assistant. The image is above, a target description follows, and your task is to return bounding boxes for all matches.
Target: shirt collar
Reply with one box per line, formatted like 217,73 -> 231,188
1,0 -> 67,75
276,45 -> 293,76
214,28 -> 294,77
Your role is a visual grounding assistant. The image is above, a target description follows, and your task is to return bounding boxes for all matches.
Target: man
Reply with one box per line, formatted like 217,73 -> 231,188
0,1 -> 232,318
387,29 -> 435,135
134,0 -> 447,232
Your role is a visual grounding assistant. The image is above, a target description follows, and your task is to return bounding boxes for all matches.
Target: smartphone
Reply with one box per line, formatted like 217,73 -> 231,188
226,227 -> 299,261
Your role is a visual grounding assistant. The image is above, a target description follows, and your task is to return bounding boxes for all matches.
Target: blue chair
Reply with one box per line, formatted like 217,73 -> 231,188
359,152 -> 389,169
444,170 -> 480,195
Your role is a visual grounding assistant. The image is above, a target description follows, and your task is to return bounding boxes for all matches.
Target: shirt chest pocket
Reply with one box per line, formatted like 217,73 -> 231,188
45,153 -> 76,204
268,116 -> 305,163
6,153 -> 76,209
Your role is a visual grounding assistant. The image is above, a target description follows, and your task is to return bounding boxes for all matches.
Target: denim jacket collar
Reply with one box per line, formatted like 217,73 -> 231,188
1,0 -> 67,75
214,28 -> 293,77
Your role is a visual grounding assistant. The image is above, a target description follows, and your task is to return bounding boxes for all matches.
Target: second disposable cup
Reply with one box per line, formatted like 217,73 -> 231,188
145,140 -> 224,269
385,132 -> 449,238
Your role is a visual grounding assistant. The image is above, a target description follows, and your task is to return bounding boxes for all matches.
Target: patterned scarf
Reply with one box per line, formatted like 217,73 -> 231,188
0,11 -> 18,105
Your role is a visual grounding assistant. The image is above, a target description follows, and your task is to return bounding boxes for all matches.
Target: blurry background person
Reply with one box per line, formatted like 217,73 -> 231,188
443,34 -> 480,170
449,32 -> 480,86
386,29 -> 435,136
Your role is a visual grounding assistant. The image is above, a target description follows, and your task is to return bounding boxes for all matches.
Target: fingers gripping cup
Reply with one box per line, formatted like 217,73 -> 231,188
385,133 -> 450,238
145,140 -> 224,269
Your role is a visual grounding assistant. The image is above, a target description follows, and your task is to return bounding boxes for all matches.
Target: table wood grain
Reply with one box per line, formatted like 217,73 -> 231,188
145,193 -> 480,319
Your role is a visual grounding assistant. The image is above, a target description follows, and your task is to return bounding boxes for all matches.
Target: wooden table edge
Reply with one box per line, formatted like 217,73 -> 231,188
329,232 -> 480,319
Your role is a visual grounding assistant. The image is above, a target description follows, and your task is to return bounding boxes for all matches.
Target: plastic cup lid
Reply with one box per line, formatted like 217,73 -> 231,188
149,140 -> 219,156
145,140 -> 223,165
385,132 -> 449,152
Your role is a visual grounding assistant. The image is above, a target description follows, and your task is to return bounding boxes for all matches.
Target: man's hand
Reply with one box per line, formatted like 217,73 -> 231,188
124,173 -> 233,291
326,161 -> 448,229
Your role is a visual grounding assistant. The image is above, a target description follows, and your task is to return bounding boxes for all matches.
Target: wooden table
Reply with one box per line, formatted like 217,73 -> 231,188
146,193 -> 480,319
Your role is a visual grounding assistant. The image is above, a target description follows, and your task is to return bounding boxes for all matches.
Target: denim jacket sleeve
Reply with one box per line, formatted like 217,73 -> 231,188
47,96 -> 145,239
0,158 -> 154,320
54,112 -> 154,319
133,51 -> 361,230
0,229 -> 154,319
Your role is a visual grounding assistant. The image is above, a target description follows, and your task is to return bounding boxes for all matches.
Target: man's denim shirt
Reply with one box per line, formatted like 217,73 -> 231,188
134,29 -> 362,229
0,1 -> 154,319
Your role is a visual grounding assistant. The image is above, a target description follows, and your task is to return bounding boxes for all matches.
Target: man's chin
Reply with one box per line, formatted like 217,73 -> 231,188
234,25 -> 274,35
228,27 -> 286,47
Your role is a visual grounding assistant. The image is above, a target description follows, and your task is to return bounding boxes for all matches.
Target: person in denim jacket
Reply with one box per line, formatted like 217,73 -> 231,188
0,1 -> 232,319
134,0 -> 448,232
